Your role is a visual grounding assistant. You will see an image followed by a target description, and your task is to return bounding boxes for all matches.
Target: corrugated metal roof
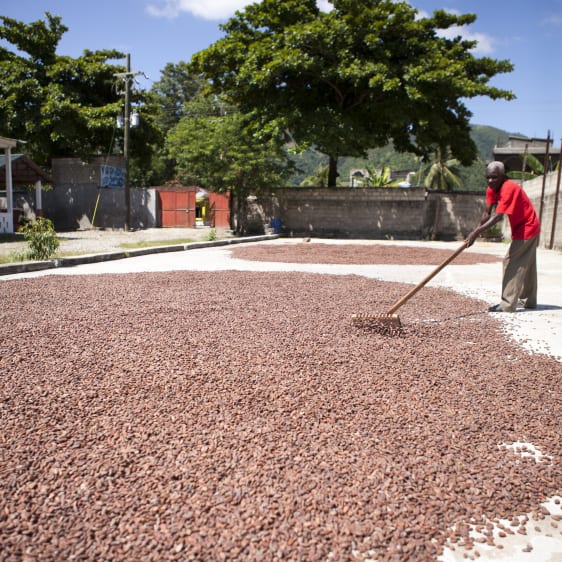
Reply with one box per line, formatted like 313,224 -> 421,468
0,154 -> 25,166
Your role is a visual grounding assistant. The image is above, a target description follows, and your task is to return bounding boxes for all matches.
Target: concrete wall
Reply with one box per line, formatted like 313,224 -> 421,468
253,188 -> 487,241
13,156 -> 561,248
516,173 -> 562,249
42,157 -> 158,230
249,178 -> 561,248
40,184 -> 157,230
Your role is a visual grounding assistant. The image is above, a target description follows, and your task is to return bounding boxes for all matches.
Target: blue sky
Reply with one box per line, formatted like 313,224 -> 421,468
2,0 -> 561,141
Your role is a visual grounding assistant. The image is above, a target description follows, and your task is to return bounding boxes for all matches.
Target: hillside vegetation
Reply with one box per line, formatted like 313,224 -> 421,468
289,125 -> 512,191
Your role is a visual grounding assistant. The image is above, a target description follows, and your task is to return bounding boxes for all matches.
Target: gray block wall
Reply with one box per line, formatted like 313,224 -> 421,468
519,173 -> 562,249
254,188 -> 486,241
43,157 -> 158,230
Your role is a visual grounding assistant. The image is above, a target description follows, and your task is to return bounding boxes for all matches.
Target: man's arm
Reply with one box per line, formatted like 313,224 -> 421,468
467,211 -> 503,246
478,203 -> 494,226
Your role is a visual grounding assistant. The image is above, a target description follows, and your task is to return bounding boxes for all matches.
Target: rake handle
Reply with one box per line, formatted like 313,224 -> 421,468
386,241 -> 468,315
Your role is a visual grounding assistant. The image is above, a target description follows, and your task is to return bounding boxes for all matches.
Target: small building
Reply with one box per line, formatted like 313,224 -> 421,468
0,137 -> 18,233
0,139 -> 52,233
493,135 -> 561,174
349,168 -> 370,188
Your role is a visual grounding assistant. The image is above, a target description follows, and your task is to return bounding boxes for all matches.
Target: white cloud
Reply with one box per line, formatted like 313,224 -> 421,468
414,7 -> 494,55
147,0 -> 333,20
145,0 -> 492,56
146,0 -> 251,20
438,26 -> 494,55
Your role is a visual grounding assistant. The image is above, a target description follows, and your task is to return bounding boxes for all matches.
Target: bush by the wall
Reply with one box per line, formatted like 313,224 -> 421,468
17,217 -> 60,261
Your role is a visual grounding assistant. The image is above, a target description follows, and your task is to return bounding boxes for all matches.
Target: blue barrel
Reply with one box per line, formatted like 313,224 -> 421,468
270,217 -> 282,234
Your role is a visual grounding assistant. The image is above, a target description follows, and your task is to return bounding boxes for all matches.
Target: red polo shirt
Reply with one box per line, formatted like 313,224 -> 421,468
486,180 -> 540,240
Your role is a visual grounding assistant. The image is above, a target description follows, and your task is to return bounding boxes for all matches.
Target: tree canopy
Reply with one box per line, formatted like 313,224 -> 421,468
191,0 -> 515,186
166,95 -> 294,197
0,12 -> 160,171
150,61 -> 206,133
145,62 -> 206,185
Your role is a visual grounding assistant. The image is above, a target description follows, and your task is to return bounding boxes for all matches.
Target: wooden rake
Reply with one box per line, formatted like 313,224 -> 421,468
352,241 -> 469,334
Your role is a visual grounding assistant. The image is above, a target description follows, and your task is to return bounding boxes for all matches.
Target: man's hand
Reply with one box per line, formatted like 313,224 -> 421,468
466,228 -> 480,247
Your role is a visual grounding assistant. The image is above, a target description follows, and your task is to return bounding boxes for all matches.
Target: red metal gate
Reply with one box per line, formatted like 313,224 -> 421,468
209,192 -> 230,228
158,190 -> 196,227
156,187 -> 229,228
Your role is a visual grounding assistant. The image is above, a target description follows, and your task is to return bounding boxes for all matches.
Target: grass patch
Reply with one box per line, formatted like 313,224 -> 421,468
1,235 -> 222,265
0,233 -> 25,264
118,238 -> 198,250
0,255 -> 18,265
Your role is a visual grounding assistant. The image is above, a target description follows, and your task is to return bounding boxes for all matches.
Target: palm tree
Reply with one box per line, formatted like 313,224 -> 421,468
421,147 -> 463,191
300,165 -> 330,187
365,165 -> 396,187
508,152 -> 544,183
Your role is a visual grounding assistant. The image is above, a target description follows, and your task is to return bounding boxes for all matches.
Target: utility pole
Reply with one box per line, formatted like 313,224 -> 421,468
123,54 -> 131,230
114,54 -> 142,231
539,131 -> 551,229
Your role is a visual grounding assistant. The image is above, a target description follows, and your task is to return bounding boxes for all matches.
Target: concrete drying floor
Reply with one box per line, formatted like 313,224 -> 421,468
1,236 -> 561,561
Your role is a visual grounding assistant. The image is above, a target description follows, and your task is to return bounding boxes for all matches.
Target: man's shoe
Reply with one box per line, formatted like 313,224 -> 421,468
488,304 -> 516,312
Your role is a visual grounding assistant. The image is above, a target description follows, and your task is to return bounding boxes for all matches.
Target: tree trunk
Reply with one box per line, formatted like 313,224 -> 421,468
228,190 -> 235,232
235,193 -> 243,234
328,155 -> 338,187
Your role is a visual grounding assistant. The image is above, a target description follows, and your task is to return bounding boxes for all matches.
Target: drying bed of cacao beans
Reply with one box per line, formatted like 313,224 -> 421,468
1,247 -> 560,561
230,242 -> 501,265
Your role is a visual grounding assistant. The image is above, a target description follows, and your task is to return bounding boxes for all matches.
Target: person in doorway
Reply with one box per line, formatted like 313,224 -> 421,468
466,161 -> 540,312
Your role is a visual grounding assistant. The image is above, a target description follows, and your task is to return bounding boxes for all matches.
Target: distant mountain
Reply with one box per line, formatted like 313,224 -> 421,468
288,124 -> 514,190
470,124 -> 511,160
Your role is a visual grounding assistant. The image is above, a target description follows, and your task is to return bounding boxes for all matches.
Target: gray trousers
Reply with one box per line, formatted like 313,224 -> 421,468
500,235 -> 538,312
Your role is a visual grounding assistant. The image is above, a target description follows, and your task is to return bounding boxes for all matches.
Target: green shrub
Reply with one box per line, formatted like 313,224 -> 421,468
207,228 -> 217,241
18,217 -> 60,260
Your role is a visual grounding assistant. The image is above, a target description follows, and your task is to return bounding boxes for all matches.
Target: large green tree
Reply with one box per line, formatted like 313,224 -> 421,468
147,62 -> 206,184
166,95 -> 294,230
151,62 -> 205,132
0,13 -> 160,173
191,0 -> 515,187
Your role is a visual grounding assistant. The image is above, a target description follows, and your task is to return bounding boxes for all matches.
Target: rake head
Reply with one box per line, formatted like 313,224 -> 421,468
351,313 -> 402,335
